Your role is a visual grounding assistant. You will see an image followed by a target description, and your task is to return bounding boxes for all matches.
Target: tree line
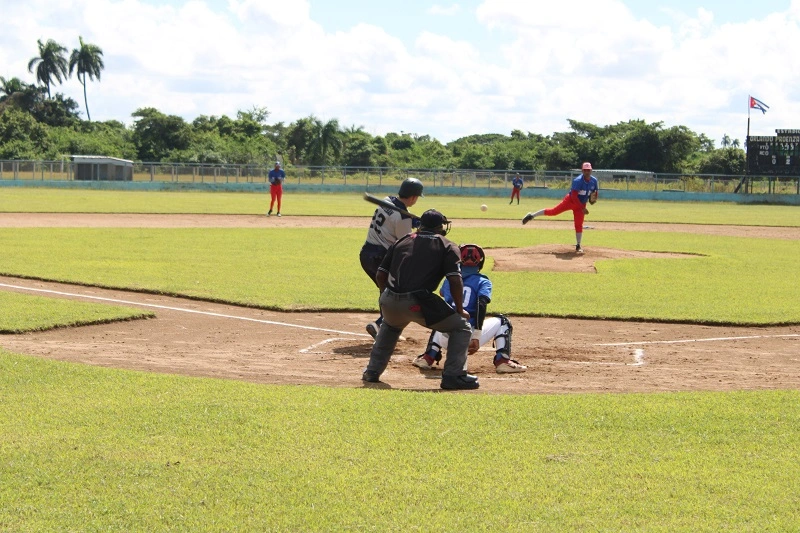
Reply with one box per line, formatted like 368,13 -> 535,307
1,37 -> 746,174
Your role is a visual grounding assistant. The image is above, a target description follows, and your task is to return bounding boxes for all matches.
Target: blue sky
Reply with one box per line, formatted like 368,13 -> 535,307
2,0 -> 797,148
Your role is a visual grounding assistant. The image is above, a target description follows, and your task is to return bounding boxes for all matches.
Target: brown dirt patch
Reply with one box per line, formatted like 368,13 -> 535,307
489,244 -> 694,273
1,213 -> 799,394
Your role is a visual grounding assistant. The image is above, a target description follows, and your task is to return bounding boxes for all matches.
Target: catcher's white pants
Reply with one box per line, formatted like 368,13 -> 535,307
430,316 -> 508,355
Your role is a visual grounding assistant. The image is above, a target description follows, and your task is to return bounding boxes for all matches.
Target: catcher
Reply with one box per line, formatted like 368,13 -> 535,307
521,162 -> 599,253
413,243 -> 527,374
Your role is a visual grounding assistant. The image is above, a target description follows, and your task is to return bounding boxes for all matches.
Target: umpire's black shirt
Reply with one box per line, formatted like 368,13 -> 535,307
378,231 -> 461,293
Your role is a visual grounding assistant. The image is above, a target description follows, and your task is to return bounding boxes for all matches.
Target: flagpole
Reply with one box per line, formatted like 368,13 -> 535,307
747,95 -> 751,140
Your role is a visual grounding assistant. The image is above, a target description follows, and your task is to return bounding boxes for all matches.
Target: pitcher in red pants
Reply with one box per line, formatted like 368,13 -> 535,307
521,162 -> 599,253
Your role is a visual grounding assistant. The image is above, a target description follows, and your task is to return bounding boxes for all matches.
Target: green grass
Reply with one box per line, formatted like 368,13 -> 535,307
2,188 -> 800,226
2,190 -> 800,531
2,350 -> 798,532
0,291 -> 152,333
0,227 -> 798,325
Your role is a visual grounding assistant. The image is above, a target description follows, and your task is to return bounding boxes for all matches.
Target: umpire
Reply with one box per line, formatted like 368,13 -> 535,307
362,209 -> 479,390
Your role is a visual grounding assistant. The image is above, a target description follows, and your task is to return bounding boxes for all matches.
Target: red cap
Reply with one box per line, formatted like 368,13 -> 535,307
582,162 -> 593,170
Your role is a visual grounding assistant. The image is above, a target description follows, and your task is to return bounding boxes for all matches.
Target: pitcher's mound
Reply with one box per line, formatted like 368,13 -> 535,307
489,245 -> 694,273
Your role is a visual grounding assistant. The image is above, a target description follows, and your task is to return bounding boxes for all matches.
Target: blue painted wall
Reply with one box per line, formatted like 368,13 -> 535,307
2,179 -> 799,205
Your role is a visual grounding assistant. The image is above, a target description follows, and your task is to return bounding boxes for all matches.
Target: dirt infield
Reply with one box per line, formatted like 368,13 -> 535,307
1,213 -> 799,394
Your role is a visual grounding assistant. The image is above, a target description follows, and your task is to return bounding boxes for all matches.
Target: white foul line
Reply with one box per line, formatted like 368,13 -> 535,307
597,334 -> 800,346
300,338 -> 353,353
0,282 -> 371,338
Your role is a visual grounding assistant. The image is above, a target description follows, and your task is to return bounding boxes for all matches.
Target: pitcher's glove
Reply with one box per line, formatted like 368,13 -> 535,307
588,191 -> 598,205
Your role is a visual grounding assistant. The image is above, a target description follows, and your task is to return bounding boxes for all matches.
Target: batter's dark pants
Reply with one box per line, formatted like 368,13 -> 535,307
359,244 -> 386,324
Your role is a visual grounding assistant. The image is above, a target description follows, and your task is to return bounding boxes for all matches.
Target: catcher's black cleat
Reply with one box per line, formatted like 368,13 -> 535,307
441,374 -> 479,390
521,213 -> 535,225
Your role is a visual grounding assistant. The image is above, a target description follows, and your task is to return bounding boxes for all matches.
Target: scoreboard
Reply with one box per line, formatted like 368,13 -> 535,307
747,129 -> 800,175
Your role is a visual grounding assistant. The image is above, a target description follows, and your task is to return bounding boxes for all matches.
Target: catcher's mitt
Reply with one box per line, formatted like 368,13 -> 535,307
588,191 -> 598,205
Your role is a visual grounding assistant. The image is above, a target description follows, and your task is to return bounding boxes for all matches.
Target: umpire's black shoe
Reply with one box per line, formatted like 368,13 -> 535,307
362,370 -> 381,383
441,374 -> 480,390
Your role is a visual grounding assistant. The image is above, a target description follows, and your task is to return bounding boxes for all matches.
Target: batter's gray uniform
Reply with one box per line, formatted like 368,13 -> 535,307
363,230 -> 473,383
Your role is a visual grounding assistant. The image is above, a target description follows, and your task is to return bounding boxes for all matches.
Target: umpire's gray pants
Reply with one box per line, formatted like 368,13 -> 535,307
365,290 -> 473,378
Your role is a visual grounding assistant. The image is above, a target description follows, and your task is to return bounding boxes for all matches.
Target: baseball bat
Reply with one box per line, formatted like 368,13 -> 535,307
363,192 -> 420,220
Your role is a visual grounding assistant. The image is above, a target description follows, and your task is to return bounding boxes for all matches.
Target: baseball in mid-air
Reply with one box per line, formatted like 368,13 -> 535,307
480,204 -> 488,212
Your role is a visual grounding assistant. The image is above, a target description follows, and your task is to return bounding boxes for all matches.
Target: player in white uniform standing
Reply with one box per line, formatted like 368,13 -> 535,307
359,178 -> 424,339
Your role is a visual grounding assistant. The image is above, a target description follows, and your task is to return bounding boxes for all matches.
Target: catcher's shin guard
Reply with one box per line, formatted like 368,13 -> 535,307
424,330 -> 443,362
492,314 -> 513,358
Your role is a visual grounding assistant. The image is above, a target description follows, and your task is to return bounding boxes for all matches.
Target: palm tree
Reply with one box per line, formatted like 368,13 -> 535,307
69,36 -> 104,121
0,76 -> 26,101
307,117 -> 343,165
27,39 -> 69,98
0,76 -> 42,111
732,138 -> 741,149
720,134 -> 731,148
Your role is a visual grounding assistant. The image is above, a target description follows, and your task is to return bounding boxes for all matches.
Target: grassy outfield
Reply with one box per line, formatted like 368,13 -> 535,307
2,350 -> 798,532
2,187 -> 800,226
2,191 -> 799,530
0,227 -> 798,325
0,291 -> 152,333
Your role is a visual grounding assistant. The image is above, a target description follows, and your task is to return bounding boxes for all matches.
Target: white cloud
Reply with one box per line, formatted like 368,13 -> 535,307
427,4 -> 461,16
2,0 -> 800,146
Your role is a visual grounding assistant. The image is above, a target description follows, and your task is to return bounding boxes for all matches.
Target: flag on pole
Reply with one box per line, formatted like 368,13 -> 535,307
749,96 -> 769,114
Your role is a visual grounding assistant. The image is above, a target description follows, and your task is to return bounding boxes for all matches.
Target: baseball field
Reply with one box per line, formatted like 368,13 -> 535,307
1,189 -> 799,531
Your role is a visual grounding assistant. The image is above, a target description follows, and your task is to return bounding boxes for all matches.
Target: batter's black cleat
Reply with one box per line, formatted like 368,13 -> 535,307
521,212 -> 535,225
362,370 -> 381,383
440,374 -> 479,390
366,321 -> 379,340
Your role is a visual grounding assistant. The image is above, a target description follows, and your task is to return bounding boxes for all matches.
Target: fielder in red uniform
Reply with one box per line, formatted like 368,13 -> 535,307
510,173 -> 523,204
267,162 -> 285,216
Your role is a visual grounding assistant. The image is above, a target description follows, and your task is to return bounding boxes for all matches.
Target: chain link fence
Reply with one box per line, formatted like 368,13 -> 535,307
1,160 -> 798,195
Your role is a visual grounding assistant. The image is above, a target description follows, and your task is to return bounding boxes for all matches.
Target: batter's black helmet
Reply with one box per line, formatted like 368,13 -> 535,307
398,178 -> 424,198
460,243 -> 485,270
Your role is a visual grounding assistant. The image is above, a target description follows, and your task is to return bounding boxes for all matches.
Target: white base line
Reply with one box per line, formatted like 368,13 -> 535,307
0,282 -> 371,338
597,334 -> 800,347
300,338 -> 353,353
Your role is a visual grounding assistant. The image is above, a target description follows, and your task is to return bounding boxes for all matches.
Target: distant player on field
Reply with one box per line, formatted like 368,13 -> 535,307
521,162 -> 599,253
267,161 -> 286,217
510,172 -> 523,204
359,178 -> 424,339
